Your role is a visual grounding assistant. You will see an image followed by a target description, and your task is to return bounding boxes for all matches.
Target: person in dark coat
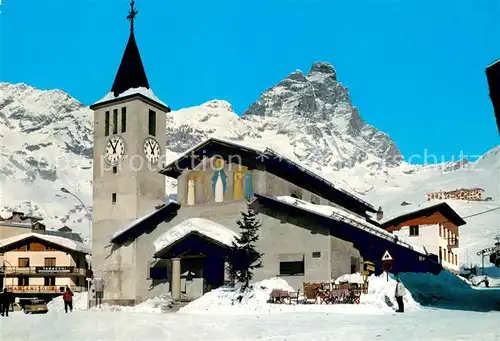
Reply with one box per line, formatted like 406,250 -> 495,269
0,288 -> 14,317
63,286 -> 74,313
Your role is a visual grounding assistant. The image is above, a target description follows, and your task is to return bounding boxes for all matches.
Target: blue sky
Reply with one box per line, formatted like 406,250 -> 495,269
0,0 -> 498,163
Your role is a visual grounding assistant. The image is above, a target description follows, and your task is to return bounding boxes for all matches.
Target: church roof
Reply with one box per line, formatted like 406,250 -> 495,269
153,218 -> 239,257
90,1 -> 169,113
111,201 -> 181,244
159,137 -> 376,215
111,32 -> 149,98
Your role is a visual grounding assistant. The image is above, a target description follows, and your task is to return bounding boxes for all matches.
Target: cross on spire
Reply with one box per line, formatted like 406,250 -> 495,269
127,0 -> 138,32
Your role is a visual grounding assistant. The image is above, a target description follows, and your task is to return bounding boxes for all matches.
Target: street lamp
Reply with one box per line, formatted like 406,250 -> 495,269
60,188 -> 92,245
60,187 -> 92,309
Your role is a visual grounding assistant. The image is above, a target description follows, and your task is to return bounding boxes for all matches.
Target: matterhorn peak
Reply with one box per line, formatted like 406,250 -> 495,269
308,61 -> 337,79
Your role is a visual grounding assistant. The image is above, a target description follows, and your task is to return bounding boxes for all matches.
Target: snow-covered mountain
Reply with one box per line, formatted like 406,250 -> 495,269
0,61 -> 498,265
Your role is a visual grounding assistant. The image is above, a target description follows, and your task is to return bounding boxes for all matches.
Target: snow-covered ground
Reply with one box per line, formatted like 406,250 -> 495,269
47,292 -> 174,314
2,308 -> 499,341
4,274 -> 499,340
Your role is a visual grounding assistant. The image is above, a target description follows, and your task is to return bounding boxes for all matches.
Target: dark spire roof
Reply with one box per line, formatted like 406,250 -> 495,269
110,1 -> 150,97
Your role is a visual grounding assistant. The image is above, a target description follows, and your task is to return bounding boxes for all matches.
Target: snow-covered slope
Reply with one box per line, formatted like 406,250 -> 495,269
0,61 -> 498,266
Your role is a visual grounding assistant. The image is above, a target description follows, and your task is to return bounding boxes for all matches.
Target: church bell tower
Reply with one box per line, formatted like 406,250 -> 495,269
89,0 -> 169,304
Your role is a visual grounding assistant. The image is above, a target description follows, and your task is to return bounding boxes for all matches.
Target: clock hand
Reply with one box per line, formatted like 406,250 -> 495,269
111,140 -> 118,153
148,141 -> 155,154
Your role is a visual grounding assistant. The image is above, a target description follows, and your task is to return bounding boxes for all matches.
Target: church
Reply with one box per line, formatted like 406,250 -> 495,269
89,2 -> 441,306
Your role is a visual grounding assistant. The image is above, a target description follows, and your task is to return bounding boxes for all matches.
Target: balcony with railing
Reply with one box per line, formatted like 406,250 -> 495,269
5,285 -> 85,294
1,266 -> 87,276
447,236 -> 459,249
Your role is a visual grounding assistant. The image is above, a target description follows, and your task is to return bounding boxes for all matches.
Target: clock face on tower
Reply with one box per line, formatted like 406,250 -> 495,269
104,136 -> 126,166
143,137 -> 161,164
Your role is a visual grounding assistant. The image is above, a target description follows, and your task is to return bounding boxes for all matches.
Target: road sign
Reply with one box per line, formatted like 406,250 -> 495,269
381,250 -> 393,261
382,261 -> 393,272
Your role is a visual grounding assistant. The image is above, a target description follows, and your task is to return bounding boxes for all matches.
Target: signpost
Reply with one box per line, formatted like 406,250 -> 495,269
381,250 -> 394,282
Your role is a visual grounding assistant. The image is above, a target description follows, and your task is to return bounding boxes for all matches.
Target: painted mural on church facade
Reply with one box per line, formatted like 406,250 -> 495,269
185,158 -> 254,205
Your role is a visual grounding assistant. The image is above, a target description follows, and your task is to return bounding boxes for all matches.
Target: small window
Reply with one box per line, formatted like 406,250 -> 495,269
121,107 -> 127,133
105,111 -> 110,136
18,276 -> 29,286
113,109 -> 118,134
44,277 -> 56,286
312,252 -> 321,258
18,258 -> 30,267
439,224 -> 442,237
409,225 -> 419,236
279,254 -> 304,276
350,264 -> 357,274
149,267 -> 169,279
112,193 -> 117,204
149,110 -> 156,136
113,166 -> 117,174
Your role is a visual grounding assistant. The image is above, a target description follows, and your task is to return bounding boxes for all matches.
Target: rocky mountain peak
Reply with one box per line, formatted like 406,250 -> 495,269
309,61 -> 337,79
202,99 -> 235,112
242,62 -> 402,168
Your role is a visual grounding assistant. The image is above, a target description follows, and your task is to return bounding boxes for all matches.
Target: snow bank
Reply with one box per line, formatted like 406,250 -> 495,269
400,270 -> 500,312
92,295 -> 174,313
179,276 -> 406,315
47,292 -> 88,312
334,272 -> 364,284
471,275 -> 500,287
360,274 -> 419,313
179,277 -> 294,314
153,218 -> 238,253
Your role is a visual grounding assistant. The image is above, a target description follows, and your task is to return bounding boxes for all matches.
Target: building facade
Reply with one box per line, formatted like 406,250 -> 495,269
381,202 -> 465,273
426,188 -> 485,202
0,233 -> 89,298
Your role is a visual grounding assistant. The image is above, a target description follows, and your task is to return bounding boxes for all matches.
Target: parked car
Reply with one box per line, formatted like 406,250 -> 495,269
23,299 -> 48,314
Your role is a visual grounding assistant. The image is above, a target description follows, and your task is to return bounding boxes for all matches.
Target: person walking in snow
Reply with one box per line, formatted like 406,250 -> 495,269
63,286 -> 74,313
394,277 -> 406,313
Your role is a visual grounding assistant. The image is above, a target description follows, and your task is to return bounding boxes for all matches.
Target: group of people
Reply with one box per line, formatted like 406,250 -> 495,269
0,286 -> 74,316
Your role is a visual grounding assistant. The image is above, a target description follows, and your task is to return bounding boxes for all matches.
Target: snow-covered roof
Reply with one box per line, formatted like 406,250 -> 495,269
379,200 -> 447,224
93,87 -> 168,109
111,201 -> 180,243
380,200 -> 466,227
153,218 -> 239,255
0,232 -> 89,253
270,195 -> 428,255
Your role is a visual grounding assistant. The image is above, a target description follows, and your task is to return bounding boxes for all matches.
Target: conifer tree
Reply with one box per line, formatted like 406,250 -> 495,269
227,206 -> 263,291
